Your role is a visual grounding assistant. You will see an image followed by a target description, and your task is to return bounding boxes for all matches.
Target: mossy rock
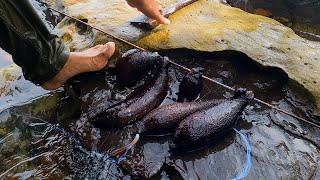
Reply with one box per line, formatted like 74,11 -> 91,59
136,1 -> 320,113
52,0 -> 320,113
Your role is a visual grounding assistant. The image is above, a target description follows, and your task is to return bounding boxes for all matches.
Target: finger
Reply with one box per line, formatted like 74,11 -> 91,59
135,2 -> 170,25
141,8 -> 170,25
154,13 -> 170,25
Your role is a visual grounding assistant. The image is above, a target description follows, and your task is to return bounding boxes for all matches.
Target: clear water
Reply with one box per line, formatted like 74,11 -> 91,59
0,0 -> 319,179
0,49 -> 319,179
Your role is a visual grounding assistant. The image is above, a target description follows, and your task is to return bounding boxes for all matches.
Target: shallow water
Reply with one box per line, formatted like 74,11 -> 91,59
0,0 -> 320,179
0,49 -> 12,69
1,49 -> 319,179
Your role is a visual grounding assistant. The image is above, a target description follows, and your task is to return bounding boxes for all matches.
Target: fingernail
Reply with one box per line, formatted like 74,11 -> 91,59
164,18 -> 170,25
107,42 -> 115,48
107,42 -> 115,45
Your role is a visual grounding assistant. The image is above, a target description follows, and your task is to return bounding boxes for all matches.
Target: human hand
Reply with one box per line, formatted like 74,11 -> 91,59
126,0 -> 170,25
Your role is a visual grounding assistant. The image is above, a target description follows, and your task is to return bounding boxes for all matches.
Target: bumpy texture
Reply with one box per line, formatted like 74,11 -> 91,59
116,49 -> 164,87
178,67 -> 204,102
137,99 -> 225,134
172,90 -> 254,151
90,61 -> 170,129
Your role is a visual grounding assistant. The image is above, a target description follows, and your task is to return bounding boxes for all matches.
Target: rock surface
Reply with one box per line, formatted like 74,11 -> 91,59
52,0 -> 178,52
137,1 -> 320,113
0,64 -> 50,112
51,0 -> 320,112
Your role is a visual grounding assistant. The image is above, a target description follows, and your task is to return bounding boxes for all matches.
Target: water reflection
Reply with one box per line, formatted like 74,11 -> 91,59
1,0 -> 319,178
0,49 -> 12,69
2,49 -> 319,179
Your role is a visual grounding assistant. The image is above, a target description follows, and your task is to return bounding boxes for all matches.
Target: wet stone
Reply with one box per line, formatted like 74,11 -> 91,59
1,0 -> 320,175
54,50 -> 319,178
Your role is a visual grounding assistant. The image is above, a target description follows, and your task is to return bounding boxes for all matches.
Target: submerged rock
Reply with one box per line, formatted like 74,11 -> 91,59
0,64 -> 49,112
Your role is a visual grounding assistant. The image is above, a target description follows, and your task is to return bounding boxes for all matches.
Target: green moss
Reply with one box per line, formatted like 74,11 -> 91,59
292,23 -> 320,35
31,93 -> 63,119
60,31 -> 73,44
0,128 -> 6,138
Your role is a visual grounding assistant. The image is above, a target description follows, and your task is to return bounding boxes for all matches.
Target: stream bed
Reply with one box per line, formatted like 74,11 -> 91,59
0,0 -> 320,179
0,49 -> 319,179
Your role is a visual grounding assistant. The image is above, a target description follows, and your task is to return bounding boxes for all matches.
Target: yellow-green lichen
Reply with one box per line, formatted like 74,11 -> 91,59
0,128 -> 6,138
1,67 -> 17,82
137,2 -> 280,50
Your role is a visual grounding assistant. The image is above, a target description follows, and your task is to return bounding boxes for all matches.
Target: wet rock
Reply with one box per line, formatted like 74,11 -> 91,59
35,125 -> 124,179
52,0 -> 320,114
0,50 -> 65,121
136,1 -> 320,113
253,8 -> 272,17
269,110 -> 320,148
226,0 -> 320,38
0,49 -> 13,68
51,0 -> 225,60
119,138 -> 170,178
98,128 -> 171,178
51,0 -> 178,52
0,65 -> 49,112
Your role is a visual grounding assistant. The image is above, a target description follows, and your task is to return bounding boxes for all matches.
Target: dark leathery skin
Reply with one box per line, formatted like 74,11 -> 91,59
178,67 -> 204,102
91,61 -> 170,129
116,49 -> 163,87
172,90 -> 254,150
137,99 -> 226,134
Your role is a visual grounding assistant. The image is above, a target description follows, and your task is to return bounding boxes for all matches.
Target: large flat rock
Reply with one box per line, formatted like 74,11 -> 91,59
52,0 -> 179,51
137,1 -> 320,112
51,0 -> 320,113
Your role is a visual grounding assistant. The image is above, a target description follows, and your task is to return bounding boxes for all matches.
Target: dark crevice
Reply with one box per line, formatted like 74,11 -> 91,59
159,49 -> 319,119
159,49 -> 289,81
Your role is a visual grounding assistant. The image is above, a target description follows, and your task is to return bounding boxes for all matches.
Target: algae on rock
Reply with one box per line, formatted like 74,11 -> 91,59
53,0 -> 177,52
0,65 -> 49,112
137,1 -> 320,113
52,0 -> 320,113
